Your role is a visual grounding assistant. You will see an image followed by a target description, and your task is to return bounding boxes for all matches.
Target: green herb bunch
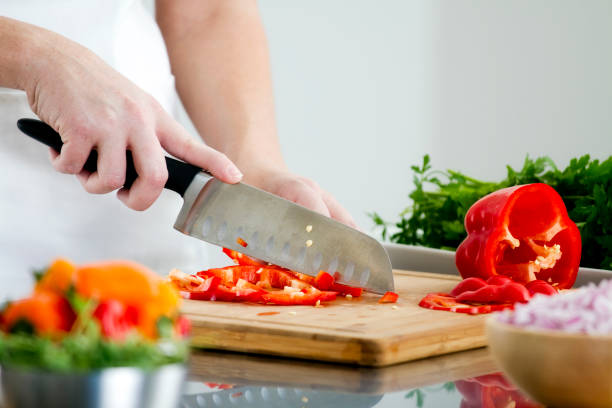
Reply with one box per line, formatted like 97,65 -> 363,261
370,154 -> 612,271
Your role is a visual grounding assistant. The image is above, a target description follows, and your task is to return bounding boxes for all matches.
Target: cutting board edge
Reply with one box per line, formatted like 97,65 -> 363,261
187,316 -> 489,367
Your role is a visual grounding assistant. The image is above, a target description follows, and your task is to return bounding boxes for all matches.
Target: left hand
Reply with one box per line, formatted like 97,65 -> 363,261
243,166 -> 358,229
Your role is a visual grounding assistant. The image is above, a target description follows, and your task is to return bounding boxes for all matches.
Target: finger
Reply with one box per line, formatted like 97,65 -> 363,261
117,133 -> 168,211
321,190 -> 359,229
157,118 -> 243,183
79,140 -> 126,194
283,182 -> 331,218
50,136 -> 92,175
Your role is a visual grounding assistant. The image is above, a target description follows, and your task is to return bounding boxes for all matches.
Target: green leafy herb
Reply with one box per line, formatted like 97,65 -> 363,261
0,286 -> 189,372
371,154 -> 612,271
0,333 -> 188,372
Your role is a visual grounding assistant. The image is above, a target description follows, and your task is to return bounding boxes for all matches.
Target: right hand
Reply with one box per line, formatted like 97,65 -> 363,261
23,28 -> 243,210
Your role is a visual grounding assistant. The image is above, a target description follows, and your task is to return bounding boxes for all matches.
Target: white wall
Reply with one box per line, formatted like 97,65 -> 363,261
256,0 -> 612,233
153,0 -> 612,235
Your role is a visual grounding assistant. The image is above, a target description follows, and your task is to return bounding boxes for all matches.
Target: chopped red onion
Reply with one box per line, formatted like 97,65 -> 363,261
496,279 -> 612,335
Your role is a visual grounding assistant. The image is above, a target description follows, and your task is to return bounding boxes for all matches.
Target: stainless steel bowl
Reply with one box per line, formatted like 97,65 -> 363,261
0,363 -> 186,408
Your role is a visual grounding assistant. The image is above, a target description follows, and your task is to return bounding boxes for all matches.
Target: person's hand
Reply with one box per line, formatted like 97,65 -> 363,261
242,164 -> 358,229
22,27 -> 242,210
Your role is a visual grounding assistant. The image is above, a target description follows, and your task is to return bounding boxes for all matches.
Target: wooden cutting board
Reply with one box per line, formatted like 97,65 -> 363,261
182,270 -> 488,367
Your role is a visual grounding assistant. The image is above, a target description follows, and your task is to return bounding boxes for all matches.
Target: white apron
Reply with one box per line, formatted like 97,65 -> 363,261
0,0 -> 208,300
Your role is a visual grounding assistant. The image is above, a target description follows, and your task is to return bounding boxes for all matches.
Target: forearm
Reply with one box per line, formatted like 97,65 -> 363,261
156,0 -> 286,178
0,16 -> 41,91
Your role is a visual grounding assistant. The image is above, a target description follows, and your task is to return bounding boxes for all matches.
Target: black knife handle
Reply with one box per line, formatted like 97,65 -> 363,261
16,118 -> 201,197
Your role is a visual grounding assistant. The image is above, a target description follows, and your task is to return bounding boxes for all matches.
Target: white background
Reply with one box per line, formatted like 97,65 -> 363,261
248,0 -> 612,232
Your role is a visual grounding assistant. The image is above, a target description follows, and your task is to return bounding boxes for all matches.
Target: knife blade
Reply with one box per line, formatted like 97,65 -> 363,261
16,119 -> 394,293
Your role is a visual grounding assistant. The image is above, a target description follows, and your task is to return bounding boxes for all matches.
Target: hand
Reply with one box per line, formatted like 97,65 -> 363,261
22,28 -> 243,210
243,165 -> 358,229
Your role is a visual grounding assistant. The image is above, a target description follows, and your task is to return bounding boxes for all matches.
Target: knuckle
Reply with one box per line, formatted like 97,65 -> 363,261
101,173 -> 125,190
53,158 -> 81,174
142,167 -> 168,187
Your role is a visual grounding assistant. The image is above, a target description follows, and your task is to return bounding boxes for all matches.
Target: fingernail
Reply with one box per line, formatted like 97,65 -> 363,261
227,165 -> 243,181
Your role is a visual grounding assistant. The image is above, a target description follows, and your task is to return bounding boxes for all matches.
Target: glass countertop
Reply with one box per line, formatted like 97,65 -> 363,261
182,348 -> 541,408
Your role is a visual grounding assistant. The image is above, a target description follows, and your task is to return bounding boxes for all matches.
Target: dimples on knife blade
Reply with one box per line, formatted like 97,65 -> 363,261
174,173 -> 394,293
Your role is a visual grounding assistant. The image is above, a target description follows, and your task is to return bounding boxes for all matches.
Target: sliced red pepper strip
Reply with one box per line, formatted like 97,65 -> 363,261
179,276 -> 221,300
198,266 -> 263,286
314,271 -> 335,290
331,283 -> 363,297
261,289 -> 336,306
525,279 -> 557,296
455,281 -> 530,304
378,291 -> 399,303
450,277 -> 488,297
419,293 -> 513,315
313,271 -> 363,296
213,284 -> 264,303
257,268 -> 312,290
222,248 -> 266,266
455,183 -> 581,289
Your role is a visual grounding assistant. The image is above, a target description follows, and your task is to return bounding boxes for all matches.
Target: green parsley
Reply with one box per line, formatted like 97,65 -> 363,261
371,154 -> 612,271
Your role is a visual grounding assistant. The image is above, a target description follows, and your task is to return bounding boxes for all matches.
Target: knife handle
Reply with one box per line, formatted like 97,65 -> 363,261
16,118 -> 201,197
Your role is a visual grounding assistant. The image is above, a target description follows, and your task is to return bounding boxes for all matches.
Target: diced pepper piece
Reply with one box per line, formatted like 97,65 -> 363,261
378,291 -> 399,304
314,271 -> 335,290
222,248 -> 266,266
419,293 -> 513,315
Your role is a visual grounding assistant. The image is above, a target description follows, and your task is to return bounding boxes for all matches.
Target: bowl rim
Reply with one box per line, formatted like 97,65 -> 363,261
486,315 -> 612,341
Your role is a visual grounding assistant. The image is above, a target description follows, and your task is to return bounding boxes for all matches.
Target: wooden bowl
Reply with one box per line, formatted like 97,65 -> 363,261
486,318 -> 612,408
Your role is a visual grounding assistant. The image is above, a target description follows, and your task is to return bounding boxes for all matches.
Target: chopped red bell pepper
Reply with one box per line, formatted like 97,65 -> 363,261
453,276 -> 531,304
378,291 -> 399,303
313,271 -> 363,296
419,293 -> 513,315
236,237 -> 248,247
222,248 -> 266,266
455,183 -> 581,289
198,265 -> 263,286
449,277 -> 488,297
314,271 -> 335,290
261,287 -> 336,306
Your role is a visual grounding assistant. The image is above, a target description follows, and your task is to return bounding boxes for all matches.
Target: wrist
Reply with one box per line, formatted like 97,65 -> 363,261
235,157 -> 289,187
0,17 -> 43,91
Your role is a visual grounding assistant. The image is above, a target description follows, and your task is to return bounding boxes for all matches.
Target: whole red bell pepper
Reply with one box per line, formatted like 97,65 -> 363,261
455,183 -> 581,289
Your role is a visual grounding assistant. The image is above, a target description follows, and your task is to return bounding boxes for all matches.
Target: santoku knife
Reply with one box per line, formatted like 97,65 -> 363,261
17,118 -> 394,293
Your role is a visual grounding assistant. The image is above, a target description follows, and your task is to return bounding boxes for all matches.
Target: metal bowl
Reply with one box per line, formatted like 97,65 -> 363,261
0,363 -> 186,408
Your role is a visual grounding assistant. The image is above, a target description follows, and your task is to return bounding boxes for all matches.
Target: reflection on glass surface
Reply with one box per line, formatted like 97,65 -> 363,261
181,372 -> 541,408
183,348 -> 543,408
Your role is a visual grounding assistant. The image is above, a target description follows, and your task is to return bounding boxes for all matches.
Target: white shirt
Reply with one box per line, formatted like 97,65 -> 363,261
0,0 -> 208,300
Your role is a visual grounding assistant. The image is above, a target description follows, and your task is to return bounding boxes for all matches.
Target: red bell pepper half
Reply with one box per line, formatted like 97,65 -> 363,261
455,183 -> 581,289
